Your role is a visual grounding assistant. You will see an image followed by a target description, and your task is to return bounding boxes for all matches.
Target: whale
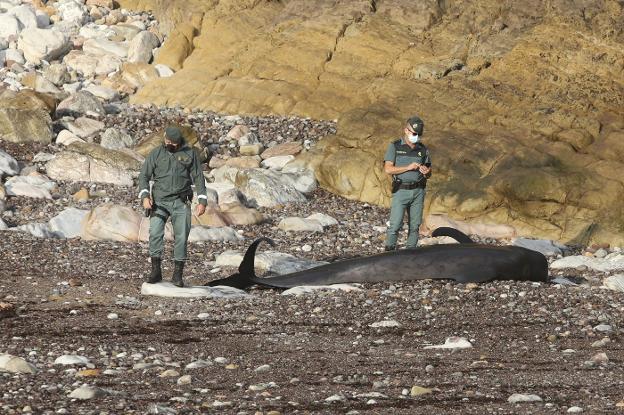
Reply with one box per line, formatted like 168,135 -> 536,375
207,227 -> 549,289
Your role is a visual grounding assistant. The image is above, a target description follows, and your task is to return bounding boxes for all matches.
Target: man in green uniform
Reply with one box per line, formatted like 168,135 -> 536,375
138,126 -> 208,287
383,116 -> 432,250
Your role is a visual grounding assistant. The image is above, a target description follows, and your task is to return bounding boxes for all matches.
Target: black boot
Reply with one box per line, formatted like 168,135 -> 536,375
384,245 -> 396,252
172,261 -> 184,287
147,257 -> 162,283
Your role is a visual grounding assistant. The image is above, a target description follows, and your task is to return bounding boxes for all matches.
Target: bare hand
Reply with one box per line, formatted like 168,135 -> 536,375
419,165 -> 431,175
409,162 -> 420,171
195,203 -> 206,216
142,198 -> 152,209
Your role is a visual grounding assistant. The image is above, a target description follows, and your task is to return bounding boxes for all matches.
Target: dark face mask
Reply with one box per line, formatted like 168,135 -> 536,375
165,144 -> 179,153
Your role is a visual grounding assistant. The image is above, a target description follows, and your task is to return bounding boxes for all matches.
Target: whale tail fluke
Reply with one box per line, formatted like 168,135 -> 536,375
431,227 -> 474,244
206,237 -> 275,289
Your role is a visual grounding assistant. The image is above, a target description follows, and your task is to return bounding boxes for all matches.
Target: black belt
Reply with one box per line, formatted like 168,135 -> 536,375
399,181 -> 426,190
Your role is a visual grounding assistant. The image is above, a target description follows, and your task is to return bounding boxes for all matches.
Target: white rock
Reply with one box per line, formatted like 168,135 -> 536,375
282,284 -> 362,296
99,127 -> 135,150
261,155 -> 295,170
127,30 -> 159,63
78,23 -> 116,40
305,212 -> 338,227
424,337 -> 473,350
10,5 -> 38,29
155,63 -> 174,77
185,359 -> 212,369
507,393 -> 542,403
12,222 -> 58,238
567,407 -> 583,413
325,394 -> 345,402
278,217 -> 324,232
83,84 -> 119,101
188,226 -> 243,242
64,50 -> 121,77
56,0 -> 88,24
4,175 -> 57,199
278,165 -> 318,194
551,254 -> 624,272
370,320 -> 401,328
82,38 -> 128,58
63,117 -> 105,138
0,48 -> 25,65
54,355 -> 90,365
56,130 -> 84,146
0,218 -> 7,231
0,14 -> 21,40
603,274 -> 624,292
0,149 -> 20,176
215,250 -> 327,275
594,324 -> 612,333
512,237 -> 568,256
68,385 -> 108,399
107,313 -> 118,320
56,91 -> 105,117
0,353 -> 38,374
232,168 -> 307,207
177,375 -> 192,385
18,27 -> 70,64
48,207 -> 89,238
140,282 -> 249,299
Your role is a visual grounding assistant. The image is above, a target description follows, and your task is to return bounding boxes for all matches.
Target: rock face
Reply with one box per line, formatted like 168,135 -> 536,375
118,0 -> 624,245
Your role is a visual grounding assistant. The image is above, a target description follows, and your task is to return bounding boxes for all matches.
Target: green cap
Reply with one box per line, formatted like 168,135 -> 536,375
407,116 -> 424,135
164,126 -> 183,144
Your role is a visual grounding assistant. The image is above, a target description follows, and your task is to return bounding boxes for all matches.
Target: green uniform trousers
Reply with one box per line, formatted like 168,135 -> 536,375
386,187 -> 426,249
149,198 -> 191,261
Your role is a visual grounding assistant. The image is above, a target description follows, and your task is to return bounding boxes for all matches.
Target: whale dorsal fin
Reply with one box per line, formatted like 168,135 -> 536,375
431,227 -> 474,244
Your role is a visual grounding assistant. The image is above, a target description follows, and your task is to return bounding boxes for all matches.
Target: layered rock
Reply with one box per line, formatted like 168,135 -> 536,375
119,0 -> 624,245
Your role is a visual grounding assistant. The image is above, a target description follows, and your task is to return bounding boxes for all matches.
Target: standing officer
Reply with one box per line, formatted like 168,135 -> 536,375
138,126 -> 208,287
383,116 -> 432,250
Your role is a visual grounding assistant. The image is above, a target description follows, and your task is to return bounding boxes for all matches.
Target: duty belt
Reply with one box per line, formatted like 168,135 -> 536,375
399,181 -> 426,190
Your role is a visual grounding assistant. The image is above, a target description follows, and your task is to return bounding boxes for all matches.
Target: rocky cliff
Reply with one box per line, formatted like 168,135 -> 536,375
119,0 -> 624,245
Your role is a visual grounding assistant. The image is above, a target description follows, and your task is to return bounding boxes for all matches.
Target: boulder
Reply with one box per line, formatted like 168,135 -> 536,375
61,116 -> 105,138
10,5 -> 38,29
55,91 -> 105,118
55,0 -> 88,25
192,201 -> 265,227
0,354 -> 38,374
234,168 -> 307,207
0,90 -> 53,144
20,72 -> 62,95
82,38 -> 128,58
127,30 -> 160,63
141,282 -> 249,299
17,27 -> 70,64
260,141 -> 303,159
100,127 -> 136,150
261,155 -> 295,170
225,156 -> 261,169
0,14 -> 20,40
56,129 -> 84,146
0,149 -> 20,177
0,48 -> 25,65
4,174 -> 57,199
63,49 -> 122,77
48,207 -> 90,238
83,84 -> 119,101
42,63 -> 70,86
81,203 -> 173,242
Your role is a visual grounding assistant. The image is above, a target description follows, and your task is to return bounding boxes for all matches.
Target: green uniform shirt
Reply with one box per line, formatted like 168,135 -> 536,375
384,139 -> 431,183
138,144 -> 208,205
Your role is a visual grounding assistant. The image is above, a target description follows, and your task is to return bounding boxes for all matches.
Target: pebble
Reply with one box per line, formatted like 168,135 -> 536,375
567,407 -> 583,413
508,393 -> 542,403
107,313 -> 119,320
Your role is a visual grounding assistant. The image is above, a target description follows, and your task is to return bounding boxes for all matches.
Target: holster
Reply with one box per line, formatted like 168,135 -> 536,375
179,189 -> 194,204
391,176 -> 402,193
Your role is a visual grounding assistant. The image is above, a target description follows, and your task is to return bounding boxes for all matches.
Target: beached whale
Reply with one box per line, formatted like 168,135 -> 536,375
207,227 -> 549,289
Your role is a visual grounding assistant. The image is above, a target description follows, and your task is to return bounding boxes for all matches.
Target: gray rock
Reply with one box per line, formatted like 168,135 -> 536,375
188,226 -> 243,242
0,48 -> 25,65
4,175 -> 57,199
278,217 -> 324,232
56,91 -> 105,118
68,385 -> 108,400
10,5 -> 38,29
0,354 -> 38,374
83,38 -> 128,58
62,116 -> 105,138
0,149 -> 20,176
100,127 -> 135,150
512,238 -> 568,256
54,354 -> 90,365
507,393 -> 542,403
603,274 -> 624,292
48,207 -> 89,238
43,63 -> 70,86
140,282 -> 249,299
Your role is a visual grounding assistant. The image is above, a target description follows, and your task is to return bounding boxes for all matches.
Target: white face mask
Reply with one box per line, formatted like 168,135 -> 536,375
408,133 -> 420,143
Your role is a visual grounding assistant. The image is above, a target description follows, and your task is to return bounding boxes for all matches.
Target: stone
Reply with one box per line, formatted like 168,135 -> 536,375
282,284 -> 362,296
63,50 -> 122,77
4,175 -> 57,199
0,149 -> 20,177
62,116 -> 105,138
83,84 -> 119,101
261,141 -> 303,159
0,354 -> 38,374
81,203 -> 172,242
86,0 -> 114,8
603,274 -> 624,292
261,155 -> 294,170
18,27 -> 70,64
100,127 -> 135,150
306,212 -> 338,227
10,5 -> 38,29
82,38 -> 128,58
111,23 -> 141,41
551,254 -> 624,273
55,91 -> 105,118
68,385 -> 108,400
0,91 -> 53,144
512,238 -> 568,256
507,393 -> 543,403
45,151 -> 134,186
55,0 -> 88,25
0,48 -> 25,65
56,130 -> 84,146
278,217 -> 324,232
43,62 -> 70,86
410,386 -> 432,397
226,124 -> 250,141
188,226 -> 244,242
54,355 -> 90,365
78,23 -> 116,40
423,337 -> 473,350
0,15 -> 20,40
127,30 -> 160,63
140,282 -> 249,299
225,156 -> 261,169
20,72 -> 61,95
48,207 -> 90,238
234,168 -> 307,208
73,187 -> 90,202
240,143 -> 264,156
154,63 -> 174,77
